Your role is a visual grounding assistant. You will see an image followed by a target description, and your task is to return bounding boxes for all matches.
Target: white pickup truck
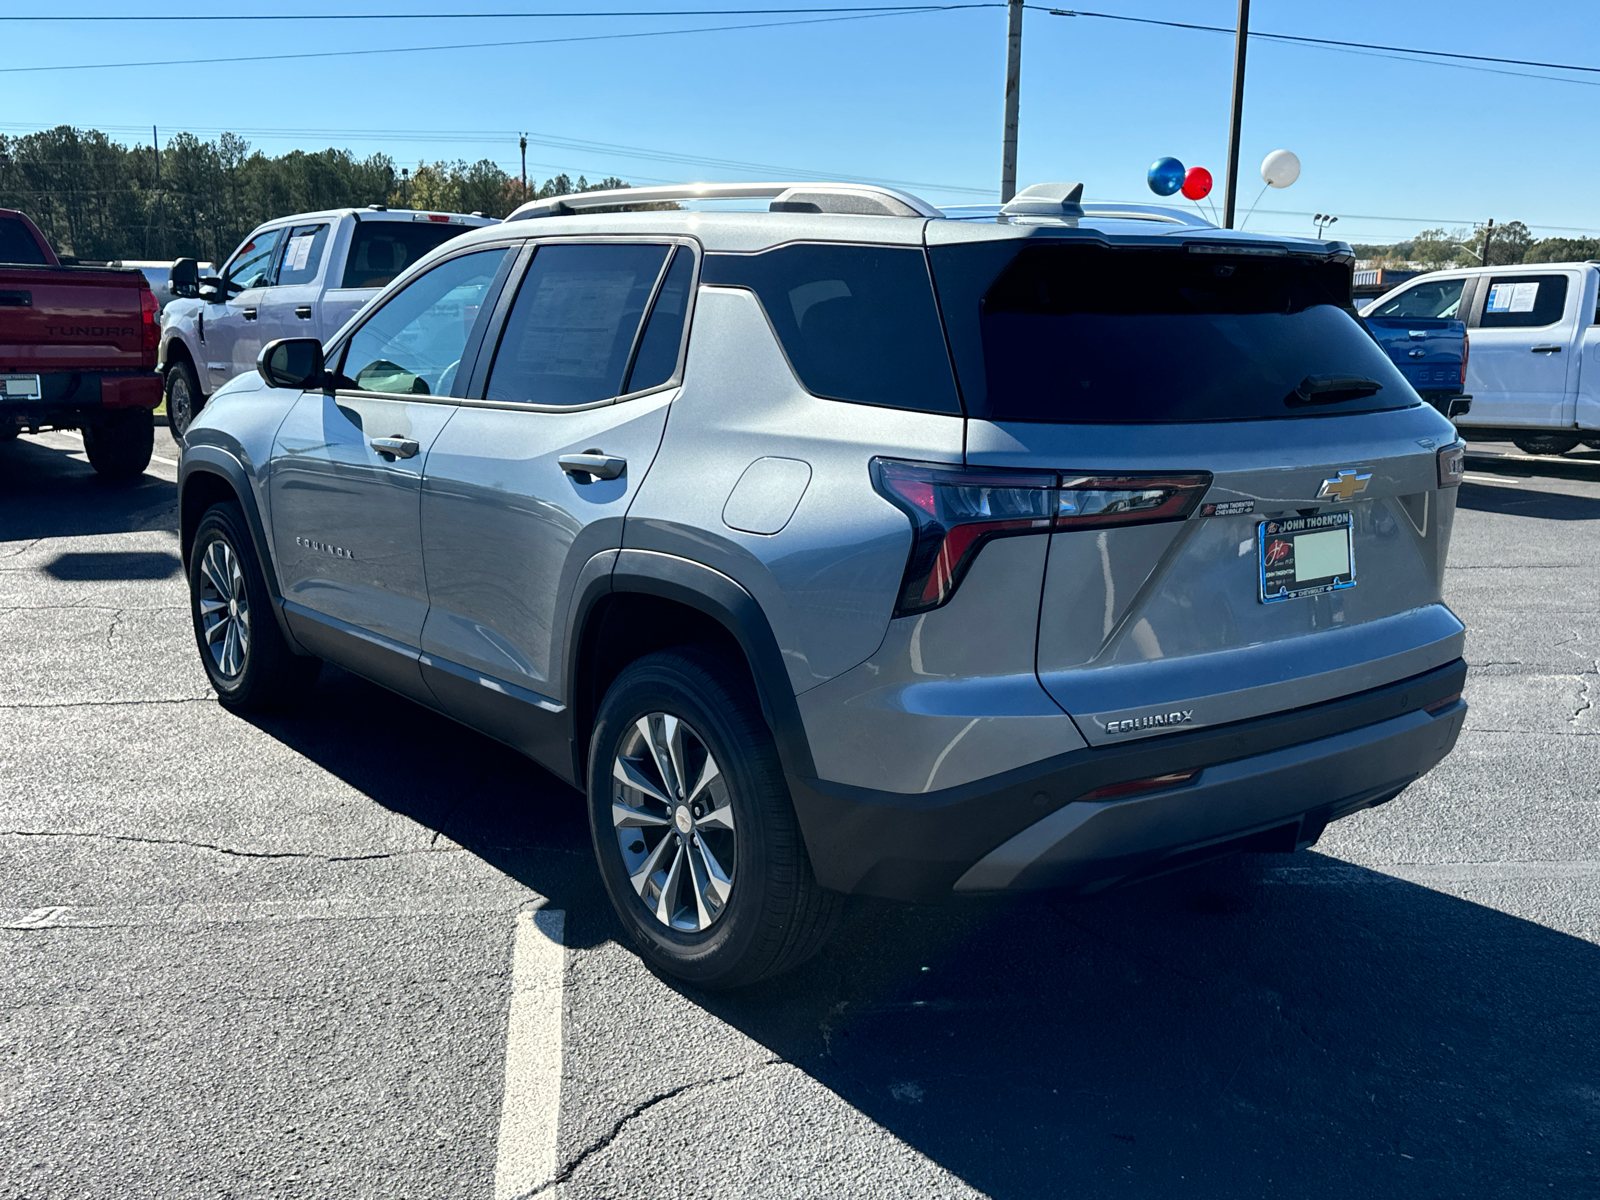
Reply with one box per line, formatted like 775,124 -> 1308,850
158,205 -> 496,438
1364,260 -> 1600,455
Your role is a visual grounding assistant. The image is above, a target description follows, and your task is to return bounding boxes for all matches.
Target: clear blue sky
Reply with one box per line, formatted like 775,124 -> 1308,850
5,0 -> 1599,245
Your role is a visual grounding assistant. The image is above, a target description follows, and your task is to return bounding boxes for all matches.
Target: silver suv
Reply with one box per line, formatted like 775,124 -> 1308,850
177,181 -> 1469,988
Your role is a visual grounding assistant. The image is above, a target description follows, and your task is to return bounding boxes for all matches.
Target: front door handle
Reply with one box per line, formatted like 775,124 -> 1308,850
295,305 -> 313,320
242,307 -> 258,321
370,436 -> 420,460
558,451 -> 626,481
1532,344 -> 1563,353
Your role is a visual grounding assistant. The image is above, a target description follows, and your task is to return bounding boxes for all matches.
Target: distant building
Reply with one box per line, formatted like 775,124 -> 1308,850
1352,262 -> 1429,303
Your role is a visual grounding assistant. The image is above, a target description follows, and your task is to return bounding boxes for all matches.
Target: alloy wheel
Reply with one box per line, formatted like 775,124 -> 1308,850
611,712 -> 736,933
197,538 -> 251,679
168,371 -> 193,437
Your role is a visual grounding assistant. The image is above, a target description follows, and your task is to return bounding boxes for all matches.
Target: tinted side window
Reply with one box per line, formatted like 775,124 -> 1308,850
484,242 -> 670,408
341,220 -> 478,289
701,244 -> 960,414
226,229 -> 282,289
1371,277 -> 1464,319
0,218 -> 49,265
273,224 -> 329,286
337,248 -> 509,396
624,247 -> 694,393
1481,274 -> 1569,328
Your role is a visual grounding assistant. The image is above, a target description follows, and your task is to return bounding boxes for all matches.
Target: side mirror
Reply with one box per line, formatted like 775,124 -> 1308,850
258,338 -> 327,391
169,257 -> 200,297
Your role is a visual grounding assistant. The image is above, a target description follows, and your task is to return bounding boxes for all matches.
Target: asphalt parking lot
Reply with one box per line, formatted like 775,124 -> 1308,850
2,431 -> 1597,1200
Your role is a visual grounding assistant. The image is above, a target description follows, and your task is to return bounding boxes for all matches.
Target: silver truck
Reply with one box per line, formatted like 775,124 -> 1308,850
158,206 -> 495,439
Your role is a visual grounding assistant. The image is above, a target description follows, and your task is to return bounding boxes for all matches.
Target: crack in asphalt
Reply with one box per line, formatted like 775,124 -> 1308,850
0,697 -> 212,710
0,537 -> 42,560
519,1059 -> 784,1196
0,828 -> 468,863
106,608 -> 124,648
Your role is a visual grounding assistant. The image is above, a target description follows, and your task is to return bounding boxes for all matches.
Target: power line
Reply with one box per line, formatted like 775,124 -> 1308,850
1036,8 -> 1600,87
2,4 -> 977,19
0,6 -> 990,75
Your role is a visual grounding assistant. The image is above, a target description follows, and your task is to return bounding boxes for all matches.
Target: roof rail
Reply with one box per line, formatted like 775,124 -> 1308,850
506,181 -> 942,221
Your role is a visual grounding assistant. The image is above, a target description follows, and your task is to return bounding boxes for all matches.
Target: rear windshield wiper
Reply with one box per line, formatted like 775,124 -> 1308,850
1285,374 -> 1383,407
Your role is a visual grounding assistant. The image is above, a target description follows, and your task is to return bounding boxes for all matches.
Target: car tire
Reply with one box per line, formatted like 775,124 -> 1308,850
1512,434 -> 1581,457
1583,439 -> 1600,451
189,501 -> 320,711
165,359 -> 203,444
82,407 -> 154,478
587,647 -> 843,990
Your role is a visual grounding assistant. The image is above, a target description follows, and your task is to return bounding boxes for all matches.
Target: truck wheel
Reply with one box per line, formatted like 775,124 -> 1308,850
82,408 -> 154,478
189,501 -> 320,710
165,359 -> 203,443
1512,434 -> 1581,457
587,648 -> 843,990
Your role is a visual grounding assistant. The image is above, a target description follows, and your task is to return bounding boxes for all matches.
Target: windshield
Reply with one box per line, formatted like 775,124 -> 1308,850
930,241 -> 1417,423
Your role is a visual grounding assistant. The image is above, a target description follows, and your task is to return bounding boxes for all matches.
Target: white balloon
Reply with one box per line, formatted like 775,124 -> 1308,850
1261,149 -> 1301,189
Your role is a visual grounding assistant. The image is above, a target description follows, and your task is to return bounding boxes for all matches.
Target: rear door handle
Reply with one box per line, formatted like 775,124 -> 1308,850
1532,344 -> 1563,353
558,451 -> 626,481
370,436 -> 420,460
242,307 -> 258,320
295,305 -> 313,320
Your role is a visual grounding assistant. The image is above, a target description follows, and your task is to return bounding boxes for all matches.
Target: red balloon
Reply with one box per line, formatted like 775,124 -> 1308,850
1181,166 -> 1213,200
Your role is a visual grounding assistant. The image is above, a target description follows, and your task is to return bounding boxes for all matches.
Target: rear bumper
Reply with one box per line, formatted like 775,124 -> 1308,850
787,659 -> 1467,902
0,369 -> 162,426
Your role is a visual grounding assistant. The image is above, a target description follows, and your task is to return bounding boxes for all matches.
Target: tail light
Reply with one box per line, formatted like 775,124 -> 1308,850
871,458 -> 1211,616
1460,333 -> 1469,389
139,285 -> 159,356
1437,442 -> 1465,487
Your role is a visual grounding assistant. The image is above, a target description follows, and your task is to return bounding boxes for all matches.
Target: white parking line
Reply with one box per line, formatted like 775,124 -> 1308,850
494,906 -> 567,1200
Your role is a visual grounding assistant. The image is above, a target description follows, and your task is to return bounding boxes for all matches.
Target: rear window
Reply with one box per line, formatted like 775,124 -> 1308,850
700,243 -> 960,414
930,241 -> 1416,423
342,220 -> 477,289
0,218 -> 48,266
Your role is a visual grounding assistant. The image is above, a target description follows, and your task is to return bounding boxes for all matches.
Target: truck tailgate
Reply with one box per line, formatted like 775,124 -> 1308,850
0,267 -> 151,369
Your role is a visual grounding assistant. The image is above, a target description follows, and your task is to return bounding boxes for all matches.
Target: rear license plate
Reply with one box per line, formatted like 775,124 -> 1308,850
1259,512 -> 1356,602
0,373 -> 41,400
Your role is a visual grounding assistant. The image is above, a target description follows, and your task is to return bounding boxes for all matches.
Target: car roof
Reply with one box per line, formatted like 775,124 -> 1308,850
431,204 -> 1346,257
251,207 -> 498,228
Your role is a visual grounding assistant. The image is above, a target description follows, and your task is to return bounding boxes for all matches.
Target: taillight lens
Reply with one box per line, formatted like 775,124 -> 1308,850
139,286 -> 159,354
1437,442 -> 1465,487
1460,333 -> 1469,389
871,458 -> 1211,616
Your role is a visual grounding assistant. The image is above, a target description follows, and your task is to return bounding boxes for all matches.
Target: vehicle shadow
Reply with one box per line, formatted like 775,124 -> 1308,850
698,853 -> 1599,1198
43,550 -> 182,579
245,666 -> 1599,1197
0,435 -> 177,541
1457,479 -> 1600,520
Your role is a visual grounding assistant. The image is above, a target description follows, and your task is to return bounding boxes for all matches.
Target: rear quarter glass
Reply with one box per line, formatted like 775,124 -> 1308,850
701,243 -> 960,414
929,240 -> 1417,423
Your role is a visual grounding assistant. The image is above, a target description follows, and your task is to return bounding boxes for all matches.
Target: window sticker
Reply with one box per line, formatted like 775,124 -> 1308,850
285,235 -> 315,273
1509,281 -> 1540,313
1486,283 -> 1511,313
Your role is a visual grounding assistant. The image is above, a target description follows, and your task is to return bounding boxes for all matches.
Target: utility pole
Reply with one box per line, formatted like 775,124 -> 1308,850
519,133 -> 528,201
1222,0 -> 1250,228
1482,217 -> 1496,265
1000,0 -> 1023,203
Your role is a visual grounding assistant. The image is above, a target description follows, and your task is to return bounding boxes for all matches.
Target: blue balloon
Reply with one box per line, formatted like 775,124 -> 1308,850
1147,156 -> 1185,197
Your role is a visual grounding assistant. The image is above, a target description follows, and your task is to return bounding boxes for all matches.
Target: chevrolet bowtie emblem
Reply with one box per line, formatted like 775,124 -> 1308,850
1317,469 -> 1372,502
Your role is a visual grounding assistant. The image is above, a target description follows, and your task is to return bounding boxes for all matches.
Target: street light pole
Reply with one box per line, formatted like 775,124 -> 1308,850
1222,0 -> 1250,228
1000,0 -> 1024,203
520,133 -> 528,201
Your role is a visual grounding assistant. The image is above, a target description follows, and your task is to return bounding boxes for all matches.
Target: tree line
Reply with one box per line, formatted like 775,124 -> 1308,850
0,126 -> 625,264
1352,220 -> 1600,269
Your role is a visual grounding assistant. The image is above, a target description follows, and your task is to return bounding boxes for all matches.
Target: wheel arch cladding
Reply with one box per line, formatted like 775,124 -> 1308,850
179,451 -> 305,651
569,550 -> 817,786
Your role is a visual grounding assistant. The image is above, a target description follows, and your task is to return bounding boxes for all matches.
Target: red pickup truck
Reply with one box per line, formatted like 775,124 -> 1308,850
0,208 -> 163,477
